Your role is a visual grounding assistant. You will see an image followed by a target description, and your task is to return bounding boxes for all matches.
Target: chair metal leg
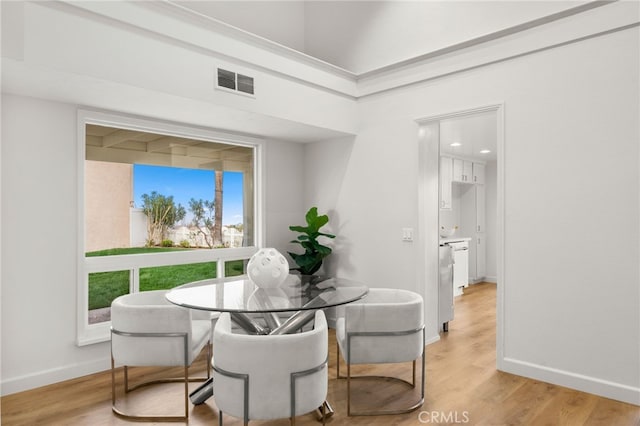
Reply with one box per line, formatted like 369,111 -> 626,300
183,365 -> 189,419
124,365 -> 129,392
112,362 -> 190,421
342,353 -> 426,415
412,359 -> 416,387
207,341 -> 212,379
336,341 -> 340,378
347,361 -> 352,415
336,340 -> 347,379
316,400 -> 334,420
111,356 -> 116,407
340,328 -> 426,416
112,359 -> 210,421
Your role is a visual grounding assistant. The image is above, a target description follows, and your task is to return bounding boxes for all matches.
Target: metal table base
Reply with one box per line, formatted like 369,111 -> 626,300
189,310 -> 335,419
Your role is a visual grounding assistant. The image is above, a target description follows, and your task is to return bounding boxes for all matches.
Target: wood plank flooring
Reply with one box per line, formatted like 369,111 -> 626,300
2,283 -> 639,425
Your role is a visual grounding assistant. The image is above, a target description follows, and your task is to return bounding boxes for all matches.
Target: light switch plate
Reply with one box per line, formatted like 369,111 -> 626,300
402,227 -> 413,242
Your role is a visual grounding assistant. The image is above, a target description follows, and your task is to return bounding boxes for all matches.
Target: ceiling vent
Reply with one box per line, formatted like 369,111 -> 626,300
217,68 -> 254,96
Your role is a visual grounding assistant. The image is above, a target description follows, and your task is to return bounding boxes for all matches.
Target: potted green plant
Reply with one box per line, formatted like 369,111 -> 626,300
288,207 -> 335,277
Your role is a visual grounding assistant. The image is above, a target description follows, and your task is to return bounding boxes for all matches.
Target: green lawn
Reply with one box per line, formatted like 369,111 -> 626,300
86,247 -> 184,257
87,247 -> 246,310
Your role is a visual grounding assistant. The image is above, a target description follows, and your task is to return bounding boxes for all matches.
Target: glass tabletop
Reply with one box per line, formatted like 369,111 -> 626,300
165,274 -> 369,313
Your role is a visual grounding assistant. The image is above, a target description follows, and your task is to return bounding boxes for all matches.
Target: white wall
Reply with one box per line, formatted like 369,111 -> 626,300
264,138 -> 306,258
309,27 -> 639,404
0,94 -> 306,394
305,114 -> 423,290
301,136 -> 356,277
1,95 -> 108,391
1,1 -> 358,142
485,160 -> 498,282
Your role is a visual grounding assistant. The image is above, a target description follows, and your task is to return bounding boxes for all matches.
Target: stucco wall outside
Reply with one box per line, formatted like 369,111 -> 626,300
84,160 -> 132,252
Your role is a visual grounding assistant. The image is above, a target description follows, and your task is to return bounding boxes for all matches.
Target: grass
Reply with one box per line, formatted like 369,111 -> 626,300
86,247 -> 185,257
87,247 -> 246,310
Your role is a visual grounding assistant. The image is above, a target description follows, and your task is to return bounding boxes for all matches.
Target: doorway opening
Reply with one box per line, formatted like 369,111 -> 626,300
416,104 -> 504,367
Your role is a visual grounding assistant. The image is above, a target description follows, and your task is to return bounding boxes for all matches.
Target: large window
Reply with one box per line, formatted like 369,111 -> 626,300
78,111 -> 262,345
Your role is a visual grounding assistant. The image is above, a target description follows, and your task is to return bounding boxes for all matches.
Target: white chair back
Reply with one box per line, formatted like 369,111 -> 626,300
213,310 -> 328,422
111,290 -> 203,367
335,287 -> 426,416
340,288 -> 424,364
110,289 -> 212,421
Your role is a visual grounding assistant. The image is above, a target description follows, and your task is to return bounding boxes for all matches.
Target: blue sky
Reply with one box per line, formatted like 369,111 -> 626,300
133,164 -> 244,226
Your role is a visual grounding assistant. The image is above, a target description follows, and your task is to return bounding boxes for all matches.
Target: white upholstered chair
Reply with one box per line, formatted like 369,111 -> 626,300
336,288 -> 425,416
212,310 -> 329,426
110,290 -> 213,421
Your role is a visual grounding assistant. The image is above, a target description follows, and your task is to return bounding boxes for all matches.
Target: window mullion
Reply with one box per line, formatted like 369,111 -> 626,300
131,267 -> 139,293
217,259 -> 225,278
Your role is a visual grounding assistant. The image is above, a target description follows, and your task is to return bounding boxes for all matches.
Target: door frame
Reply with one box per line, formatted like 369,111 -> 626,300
415,103 -> 505,369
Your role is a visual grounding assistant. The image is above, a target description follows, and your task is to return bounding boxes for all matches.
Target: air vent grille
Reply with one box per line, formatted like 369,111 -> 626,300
217,68 -> 254,96
217,69 -> 236,90
237,74 -> 254,95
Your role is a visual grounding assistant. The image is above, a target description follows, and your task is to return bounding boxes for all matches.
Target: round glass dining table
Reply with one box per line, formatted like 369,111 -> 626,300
166,274 -> 369,335
165,274 -> 368,411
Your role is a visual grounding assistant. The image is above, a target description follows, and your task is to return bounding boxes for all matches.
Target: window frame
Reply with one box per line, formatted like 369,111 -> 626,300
76,109 -> 265,346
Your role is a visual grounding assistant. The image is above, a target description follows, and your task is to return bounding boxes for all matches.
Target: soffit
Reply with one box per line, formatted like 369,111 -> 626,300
86,124 -> 254,171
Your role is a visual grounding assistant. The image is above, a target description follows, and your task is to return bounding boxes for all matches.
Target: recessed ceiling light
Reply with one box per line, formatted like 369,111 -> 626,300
450,142 -> 462,147
480,149 -> 491,154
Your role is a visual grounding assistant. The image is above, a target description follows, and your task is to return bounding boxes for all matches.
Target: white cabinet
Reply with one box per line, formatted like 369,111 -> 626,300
476,184 -> 486,233
440,156 -> 452,209
452,158 -> 473,183
452,158 -> 484,184
473,185 -> 486,281
458,183 -> 487,282
473,163 -> 485,184
476,235 -> 486,279
440,156 -> 488,282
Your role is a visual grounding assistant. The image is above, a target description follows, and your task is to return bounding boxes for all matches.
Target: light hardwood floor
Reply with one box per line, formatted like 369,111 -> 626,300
2,283 -> 639,425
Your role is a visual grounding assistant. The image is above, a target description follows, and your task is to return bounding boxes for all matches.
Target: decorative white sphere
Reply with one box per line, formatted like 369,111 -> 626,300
247,248 -> 289,288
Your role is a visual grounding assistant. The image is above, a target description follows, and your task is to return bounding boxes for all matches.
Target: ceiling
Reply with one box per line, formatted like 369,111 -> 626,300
86,124 -> 254,171
173,0 -> 590,74
439,111 -> 497,162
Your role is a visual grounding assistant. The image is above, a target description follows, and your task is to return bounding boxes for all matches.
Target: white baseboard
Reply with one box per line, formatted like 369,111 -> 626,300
469,276 -> 497,284
425,333 -> 441,346
1,357 -> 111,396
501,357 -> 640,406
